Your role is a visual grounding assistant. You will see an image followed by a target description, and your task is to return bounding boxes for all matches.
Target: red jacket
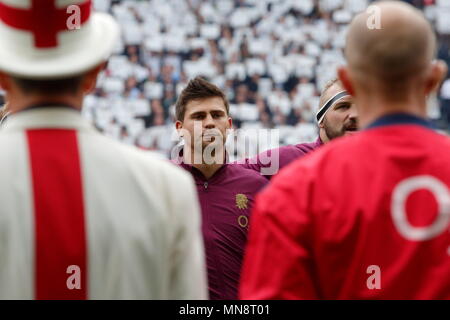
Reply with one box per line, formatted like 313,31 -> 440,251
240,114 -> 450,299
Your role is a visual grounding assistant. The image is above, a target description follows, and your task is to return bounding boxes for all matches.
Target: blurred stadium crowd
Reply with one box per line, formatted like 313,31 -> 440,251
85,0 -> 450,158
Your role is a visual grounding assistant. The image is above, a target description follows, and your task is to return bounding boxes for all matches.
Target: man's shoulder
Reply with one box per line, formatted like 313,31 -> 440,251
228,162 -> 263,174
292,139 -> 322,153
266,139 -> 320,157
227,163 -> 269,184
273,134 -> 366,185
274,126 -> 450,187
268,138 -> 322,165
256,127 -> 450,217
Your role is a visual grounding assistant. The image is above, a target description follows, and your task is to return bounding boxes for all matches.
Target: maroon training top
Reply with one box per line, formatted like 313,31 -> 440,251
177,161 -> 268,300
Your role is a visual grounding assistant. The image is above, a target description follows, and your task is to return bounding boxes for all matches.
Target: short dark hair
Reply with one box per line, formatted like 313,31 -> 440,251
12,75 -> 84,96
175,77 -> 229,121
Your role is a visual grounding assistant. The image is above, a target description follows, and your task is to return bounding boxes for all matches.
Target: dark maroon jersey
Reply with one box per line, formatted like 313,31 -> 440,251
178,162 -> 268,300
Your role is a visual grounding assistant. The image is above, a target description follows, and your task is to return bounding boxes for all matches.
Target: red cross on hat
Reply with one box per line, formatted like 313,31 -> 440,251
0,0 -> 91,48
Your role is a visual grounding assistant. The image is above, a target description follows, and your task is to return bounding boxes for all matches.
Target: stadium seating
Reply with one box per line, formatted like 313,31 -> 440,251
87,0 -> 449,160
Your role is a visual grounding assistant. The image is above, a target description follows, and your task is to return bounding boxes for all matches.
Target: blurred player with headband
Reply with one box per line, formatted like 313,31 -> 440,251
238,78 -> 358,177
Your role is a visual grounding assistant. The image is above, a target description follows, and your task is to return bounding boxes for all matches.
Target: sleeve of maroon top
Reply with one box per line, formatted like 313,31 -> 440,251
235,150 -> 271,174
238,164 -> 319,299
235,147 -> 285,178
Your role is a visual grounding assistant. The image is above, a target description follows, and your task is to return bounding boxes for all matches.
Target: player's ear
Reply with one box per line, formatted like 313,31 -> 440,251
227,116 -> 233,129
0,71 -> 12,92
175,120 -> 186,140
318,120 -> 325,129
337,65 -> 355,96
82,62 -> 107,94
425,59 -> 447,96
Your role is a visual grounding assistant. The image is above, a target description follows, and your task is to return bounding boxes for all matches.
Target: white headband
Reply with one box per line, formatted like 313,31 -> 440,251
316,91 -> 350,124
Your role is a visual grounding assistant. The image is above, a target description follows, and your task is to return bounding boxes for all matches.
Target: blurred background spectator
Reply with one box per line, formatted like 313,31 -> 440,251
85,0 -> 450,159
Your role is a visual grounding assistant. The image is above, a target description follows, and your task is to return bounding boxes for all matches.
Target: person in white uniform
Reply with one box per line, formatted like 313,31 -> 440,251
0,0 -> 207,300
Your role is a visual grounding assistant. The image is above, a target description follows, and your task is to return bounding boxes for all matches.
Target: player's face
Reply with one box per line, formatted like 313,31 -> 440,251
322,96 -> 358,140
176,97 -> 232,151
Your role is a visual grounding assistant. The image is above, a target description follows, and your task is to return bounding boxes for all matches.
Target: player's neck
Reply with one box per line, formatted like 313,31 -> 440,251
319,129 -> 330,143
192,163 -> 224,180
186,146 -> 226,180
6,93 -> 83,114
356,95 -> 427,129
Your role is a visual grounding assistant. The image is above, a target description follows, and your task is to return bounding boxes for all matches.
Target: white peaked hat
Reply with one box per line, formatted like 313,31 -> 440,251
0,0 -> 120,79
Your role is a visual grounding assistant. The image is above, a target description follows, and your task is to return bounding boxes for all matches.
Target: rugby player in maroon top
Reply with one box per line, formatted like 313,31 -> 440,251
238,78 -> 358,178
240,1 -> 450,299
173,77 -> 267,300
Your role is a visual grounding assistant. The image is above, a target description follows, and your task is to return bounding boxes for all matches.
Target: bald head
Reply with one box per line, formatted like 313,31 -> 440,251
338,1 -> 448,126
346,1 -> 435,82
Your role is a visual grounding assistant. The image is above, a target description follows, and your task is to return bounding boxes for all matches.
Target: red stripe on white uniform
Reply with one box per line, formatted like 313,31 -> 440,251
27,129 -> 87,300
